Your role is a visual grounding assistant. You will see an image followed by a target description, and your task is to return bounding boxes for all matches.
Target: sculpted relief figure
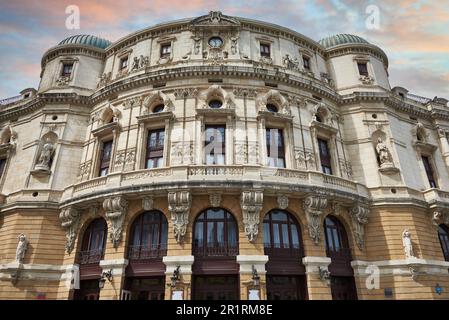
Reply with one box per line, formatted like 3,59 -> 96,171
15,234 -> 28,263
375,137 -> 392,167
36,138 -> 54,170
402,229 -> 415,259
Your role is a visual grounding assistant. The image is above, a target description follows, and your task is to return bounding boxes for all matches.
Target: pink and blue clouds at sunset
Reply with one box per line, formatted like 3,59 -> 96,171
0,0 -> 448,99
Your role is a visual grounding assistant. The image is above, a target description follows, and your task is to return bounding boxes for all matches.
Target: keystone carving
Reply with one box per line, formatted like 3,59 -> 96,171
168,191 -> 192,243
277,195 -> 289,210
209,194 -> 222,208
59,206 -> 81,254
241,190 -> 264,242
142,196 -> 154,211
303,194 -> 328,244
103,196 -> 128,248
350,203 -> 369,250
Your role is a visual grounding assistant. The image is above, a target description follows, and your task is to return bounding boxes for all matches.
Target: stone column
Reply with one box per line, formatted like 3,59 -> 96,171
302,256 -> 332,300
98,258 -> 129,300
163,255 -> 195,300
236,255 -> 268,300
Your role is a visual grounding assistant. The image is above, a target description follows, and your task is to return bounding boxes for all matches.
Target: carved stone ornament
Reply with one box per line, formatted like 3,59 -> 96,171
15,234 -> 28,264
209,194 -> 222,208
277,195 -> 288,210
350,203 -> 369,250
295,149 -> 315,170
103,196 -> 128,248
35,138 -> 55,171
168,191 -> 192,243
375,137 -> 394,168
282,54 -> 302,72
402,229 -> 415,259
59,206 -> 81,254
432,210 -> 449,226
240,190 -> 264,242
142,196 -> 154,211
56,76 -> 70,86
303,194 -> 328,244
359,75 -> 375,85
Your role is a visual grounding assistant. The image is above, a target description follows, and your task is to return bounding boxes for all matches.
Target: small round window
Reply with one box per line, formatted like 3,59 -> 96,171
208,37 -> 223,48
266,104 -> 278,113
152,104 -> 165,113
209,100 -> 223,109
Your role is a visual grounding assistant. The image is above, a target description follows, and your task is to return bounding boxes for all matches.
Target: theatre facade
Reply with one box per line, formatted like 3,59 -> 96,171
0,11 -> 448,300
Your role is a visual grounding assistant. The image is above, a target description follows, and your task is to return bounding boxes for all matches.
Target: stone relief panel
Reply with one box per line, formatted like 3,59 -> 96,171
241,190 -> 263,242
168,191 -> 192,243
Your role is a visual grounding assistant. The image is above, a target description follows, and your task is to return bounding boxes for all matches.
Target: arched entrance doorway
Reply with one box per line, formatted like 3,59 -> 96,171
324,215 -> 358,300
192,208 -> 239,300
123,210 -> 168,300
263,210 -> 307,300
74,218 -> 107,300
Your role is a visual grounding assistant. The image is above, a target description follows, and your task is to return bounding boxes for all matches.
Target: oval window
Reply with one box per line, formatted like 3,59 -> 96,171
208,37 -> 223,48
152,104 -> 165,113
266,104 -> 278,113
209,100 -> 223,109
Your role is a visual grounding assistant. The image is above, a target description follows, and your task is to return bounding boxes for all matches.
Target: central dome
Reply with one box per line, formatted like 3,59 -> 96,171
319,34 -> 369,49
58,34 -> 111,49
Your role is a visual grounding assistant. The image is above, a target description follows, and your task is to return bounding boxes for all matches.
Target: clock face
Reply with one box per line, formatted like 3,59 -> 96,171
208,37 -> 223,48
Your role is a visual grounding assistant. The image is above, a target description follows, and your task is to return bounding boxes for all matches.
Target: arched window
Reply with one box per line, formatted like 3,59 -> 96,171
193,208 -> 238,256
128,211 -> 168,260
79,218 -> 107,264
438,224 -> 449,261
263,210 -> 302,256
324,215 -> 357,300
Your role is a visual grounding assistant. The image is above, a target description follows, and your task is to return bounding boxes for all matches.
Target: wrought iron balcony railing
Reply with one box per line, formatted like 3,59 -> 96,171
193,243 -> 239,257
127,244 -> 167,260
77,249 -> 104,265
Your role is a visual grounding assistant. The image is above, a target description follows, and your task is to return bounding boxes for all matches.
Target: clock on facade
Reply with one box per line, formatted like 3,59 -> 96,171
208,37 -> 223,48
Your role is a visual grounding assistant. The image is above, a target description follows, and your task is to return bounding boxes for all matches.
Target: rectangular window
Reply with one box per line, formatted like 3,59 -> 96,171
204,125 -> 225,165
260,43 -> 271,58
61,63 -> 73,77
422,155 -> 438,188
160,44 -> 171,58
119,56 -> 128,70
98,140 -> 113,177
357,62 -> 369,76
0,158 -> 6,178
266,128 -> 285,168
146,129 -> 165,169
318,138 -> 332,174
303,56 -> 310,71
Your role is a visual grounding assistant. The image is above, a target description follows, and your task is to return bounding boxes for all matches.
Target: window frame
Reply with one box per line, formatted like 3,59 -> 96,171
145,128 -> 165,169
438,224 -> 449,262
260,43 -> 271,58
204,125 -> 226,165
266,127 -> 286,168
318,138 -> 333,175
357,62 -> 369,77
421,155 -> 438,188
98,139 -> 113,177
160,43 -> 172,58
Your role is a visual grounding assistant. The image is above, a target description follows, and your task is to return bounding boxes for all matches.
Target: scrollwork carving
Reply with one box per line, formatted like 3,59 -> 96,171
350,203 -> 369,250
303,194 -> 328,244
103,196 -> 128,248
59,206 -> 81,254
168,191 -> 192,243
241,190 -> 264,242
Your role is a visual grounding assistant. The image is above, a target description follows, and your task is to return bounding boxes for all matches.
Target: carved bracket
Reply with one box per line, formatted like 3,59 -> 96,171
168,191 -> 192,243
241,190 -> 264,242
59,206 -> 81,254
432,210 -> 449,227
103,196 -> 128,248
303,194 -> 328,244
350,203 -> 370,250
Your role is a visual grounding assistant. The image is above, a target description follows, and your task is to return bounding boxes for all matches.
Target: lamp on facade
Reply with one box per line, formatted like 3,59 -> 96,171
251,265 -> 260,287
99,269 -> 113,289
170,265 -> 181,287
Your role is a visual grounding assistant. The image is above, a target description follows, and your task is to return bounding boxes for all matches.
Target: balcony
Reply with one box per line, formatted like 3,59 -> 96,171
127,244 -> 167,260
193,243 -> 239,257
78,249 -> 104,265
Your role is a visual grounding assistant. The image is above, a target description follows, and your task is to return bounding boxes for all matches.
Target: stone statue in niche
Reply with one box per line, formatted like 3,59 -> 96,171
15,233 -> 28,263
375,137 -> 393,167
35,138 -> 55,171
230,36 -> 239,54
402,229 -> 415,259
131,56 -> 140,71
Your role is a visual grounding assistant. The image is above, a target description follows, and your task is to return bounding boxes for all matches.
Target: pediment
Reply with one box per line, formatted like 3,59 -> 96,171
190,11 -> 240,27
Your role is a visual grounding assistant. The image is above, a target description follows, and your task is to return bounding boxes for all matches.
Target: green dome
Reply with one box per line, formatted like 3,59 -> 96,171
319,34 -> 369,49
58,34 -> 111,49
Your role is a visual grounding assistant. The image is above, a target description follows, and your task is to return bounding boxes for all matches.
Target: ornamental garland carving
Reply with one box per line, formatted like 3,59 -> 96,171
339,159 -> 353,180
168,191 -> 192,243
103,196 -> 128,248
350,202 -> 369,250
303,194 -> 328,244
170,142 -> 194,165
295,149 -> 315,170
240,190 -> 263,242
59,206 -> 81,254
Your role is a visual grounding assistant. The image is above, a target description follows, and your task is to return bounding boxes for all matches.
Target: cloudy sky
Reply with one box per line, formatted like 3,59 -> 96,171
0,0 -> 448,99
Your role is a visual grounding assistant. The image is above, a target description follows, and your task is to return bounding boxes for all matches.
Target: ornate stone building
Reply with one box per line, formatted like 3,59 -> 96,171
0,12 -> 448,300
